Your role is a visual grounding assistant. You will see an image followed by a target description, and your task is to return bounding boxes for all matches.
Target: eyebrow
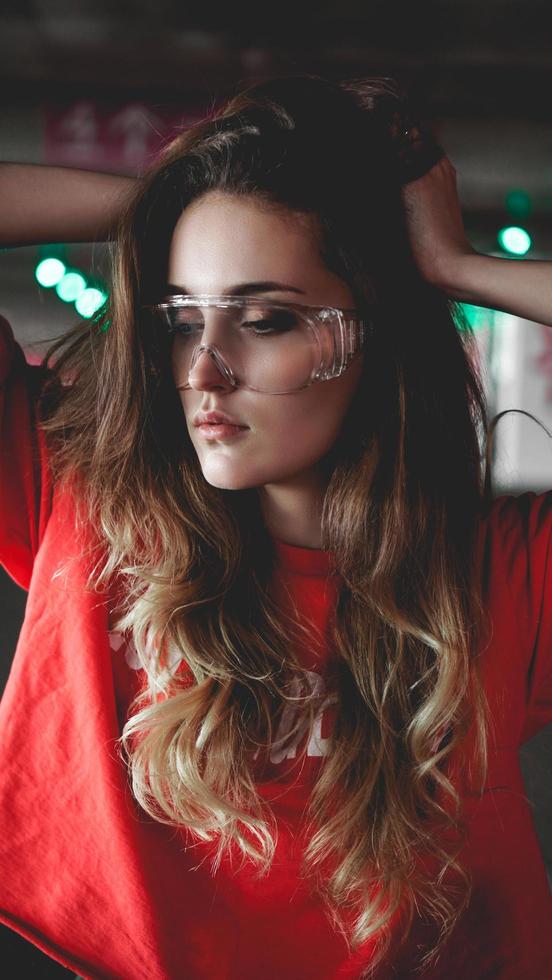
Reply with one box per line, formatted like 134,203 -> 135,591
165,281 -> 305,297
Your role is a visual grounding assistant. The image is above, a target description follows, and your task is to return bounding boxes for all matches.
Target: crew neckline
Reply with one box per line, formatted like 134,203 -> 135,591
272,538 -> 334,576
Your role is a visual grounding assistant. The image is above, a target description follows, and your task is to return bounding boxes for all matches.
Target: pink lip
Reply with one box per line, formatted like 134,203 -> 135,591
194,413 -> 247,427
197,423 -> 249,440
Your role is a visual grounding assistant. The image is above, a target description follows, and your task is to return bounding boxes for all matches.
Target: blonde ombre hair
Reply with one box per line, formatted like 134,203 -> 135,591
37,74 -> 496,975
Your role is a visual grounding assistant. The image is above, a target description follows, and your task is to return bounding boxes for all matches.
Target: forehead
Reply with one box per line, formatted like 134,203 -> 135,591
167,191 -> 343,300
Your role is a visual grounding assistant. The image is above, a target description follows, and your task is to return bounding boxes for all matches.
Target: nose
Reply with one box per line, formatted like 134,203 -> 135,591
184,345 -> 235,392
174,309 -> 237,392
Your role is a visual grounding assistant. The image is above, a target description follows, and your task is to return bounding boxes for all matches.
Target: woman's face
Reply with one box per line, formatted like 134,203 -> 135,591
166,190 -> 365,504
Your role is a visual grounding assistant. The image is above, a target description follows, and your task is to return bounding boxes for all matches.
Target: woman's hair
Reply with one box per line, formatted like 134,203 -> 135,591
37,74 -> 496,976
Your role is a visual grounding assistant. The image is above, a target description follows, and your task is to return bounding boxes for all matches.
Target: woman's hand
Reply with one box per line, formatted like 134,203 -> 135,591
400,147 -> 552,326
400,148 -> 478,289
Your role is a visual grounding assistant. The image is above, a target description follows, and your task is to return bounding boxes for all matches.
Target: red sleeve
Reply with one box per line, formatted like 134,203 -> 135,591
0,315 -> 54,591
521,489 -> 552,741
494,491 -> 552,744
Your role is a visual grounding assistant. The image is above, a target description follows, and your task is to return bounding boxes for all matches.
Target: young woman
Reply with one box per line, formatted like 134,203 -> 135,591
1,74 -> 551,980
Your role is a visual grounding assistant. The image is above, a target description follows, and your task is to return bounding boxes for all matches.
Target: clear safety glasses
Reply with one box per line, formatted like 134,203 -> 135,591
144,294 -> 371,394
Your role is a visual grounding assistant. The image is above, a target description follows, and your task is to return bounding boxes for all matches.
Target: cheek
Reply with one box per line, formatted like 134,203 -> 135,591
255,387 -> 354,458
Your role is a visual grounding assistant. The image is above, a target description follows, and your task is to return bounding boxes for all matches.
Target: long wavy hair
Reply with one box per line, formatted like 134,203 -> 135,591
37,74 -> 496,976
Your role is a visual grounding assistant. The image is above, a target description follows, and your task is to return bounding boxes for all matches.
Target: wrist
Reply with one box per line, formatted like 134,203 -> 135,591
431,248 -> 482,302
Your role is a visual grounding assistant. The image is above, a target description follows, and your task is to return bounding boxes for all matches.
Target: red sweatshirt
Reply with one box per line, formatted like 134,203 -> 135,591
1,313 -> 552,979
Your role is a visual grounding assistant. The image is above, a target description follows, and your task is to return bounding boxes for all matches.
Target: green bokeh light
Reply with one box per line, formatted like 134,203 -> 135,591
497,226 -> 532,256
35,258 -> 66,288
459,303 -> 500,332
55,271 -> 87,303
75,287 -> 107,318
505,189 -> 532,219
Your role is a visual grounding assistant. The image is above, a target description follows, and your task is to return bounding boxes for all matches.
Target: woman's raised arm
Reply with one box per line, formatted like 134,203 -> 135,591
401,154 -> 552,328
0,163 -> 137,248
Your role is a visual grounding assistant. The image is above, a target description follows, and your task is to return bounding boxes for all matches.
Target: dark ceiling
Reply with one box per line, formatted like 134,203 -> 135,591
2,0 -> 552,120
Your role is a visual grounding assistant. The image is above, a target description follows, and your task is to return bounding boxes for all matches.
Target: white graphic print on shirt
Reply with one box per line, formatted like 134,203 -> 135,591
108,630 -> 336,761
258,671 -> 336,763
108,629 -> 183,671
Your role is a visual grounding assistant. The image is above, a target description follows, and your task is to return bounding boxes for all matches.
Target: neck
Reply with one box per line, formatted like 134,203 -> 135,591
258,469 -> 327,550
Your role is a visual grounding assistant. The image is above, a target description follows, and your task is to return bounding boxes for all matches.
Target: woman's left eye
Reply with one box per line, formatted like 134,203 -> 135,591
243,313 -> 295,331
245,319 -> 276,329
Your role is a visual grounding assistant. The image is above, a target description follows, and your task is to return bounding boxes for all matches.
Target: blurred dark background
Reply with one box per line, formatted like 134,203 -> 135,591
1,1 -> 552,975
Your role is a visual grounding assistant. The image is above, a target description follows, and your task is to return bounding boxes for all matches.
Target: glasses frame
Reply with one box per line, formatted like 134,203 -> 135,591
143,294 -> 372,394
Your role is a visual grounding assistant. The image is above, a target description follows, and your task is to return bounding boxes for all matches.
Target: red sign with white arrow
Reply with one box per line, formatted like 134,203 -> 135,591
43,101 -> 205,172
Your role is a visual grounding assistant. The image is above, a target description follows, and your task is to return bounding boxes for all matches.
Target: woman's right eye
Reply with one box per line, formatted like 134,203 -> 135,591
170,311 -> 203,330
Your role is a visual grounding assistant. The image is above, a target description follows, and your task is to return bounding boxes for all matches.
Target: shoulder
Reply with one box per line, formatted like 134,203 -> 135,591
475,489 -> 552,627
478,490 -> 552,560
0,312 -> 53,394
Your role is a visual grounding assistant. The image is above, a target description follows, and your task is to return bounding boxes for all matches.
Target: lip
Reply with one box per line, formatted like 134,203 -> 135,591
197,423 -> 250,440
194,411 -> 248,427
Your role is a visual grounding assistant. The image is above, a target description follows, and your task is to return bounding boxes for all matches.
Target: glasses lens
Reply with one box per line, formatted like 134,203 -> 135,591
166,302 -> 319,393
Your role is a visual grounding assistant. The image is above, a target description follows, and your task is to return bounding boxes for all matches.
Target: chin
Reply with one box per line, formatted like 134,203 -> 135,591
200,469 -> 257,491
